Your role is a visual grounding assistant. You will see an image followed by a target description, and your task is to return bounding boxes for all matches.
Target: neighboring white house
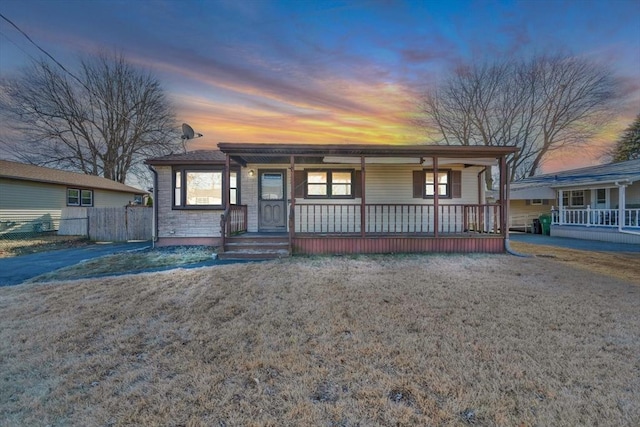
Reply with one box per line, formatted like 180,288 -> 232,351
0,159 -> 147,234
509,159 -> 640,244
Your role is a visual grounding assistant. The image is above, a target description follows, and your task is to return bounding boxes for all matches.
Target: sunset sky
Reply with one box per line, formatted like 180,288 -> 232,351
1,0 -> 639,172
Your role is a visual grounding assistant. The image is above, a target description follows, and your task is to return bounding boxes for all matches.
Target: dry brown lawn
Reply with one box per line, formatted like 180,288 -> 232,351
1,252 -> 639,426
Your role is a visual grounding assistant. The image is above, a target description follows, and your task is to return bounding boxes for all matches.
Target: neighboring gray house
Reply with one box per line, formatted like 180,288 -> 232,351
0,159 -> 147,234
509,159 -> 640,244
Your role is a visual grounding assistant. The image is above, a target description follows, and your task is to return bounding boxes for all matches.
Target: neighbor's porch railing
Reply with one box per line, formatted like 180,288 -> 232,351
551,207 -> 640,228
294,203 -> 501,234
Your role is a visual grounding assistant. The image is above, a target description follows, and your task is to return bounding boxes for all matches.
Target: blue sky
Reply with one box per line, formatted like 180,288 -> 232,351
1,0 -> 639,171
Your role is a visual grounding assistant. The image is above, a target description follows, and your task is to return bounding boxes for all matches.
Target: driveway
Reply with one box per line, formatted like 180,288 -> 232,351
0,241 -> 150,286
509,233 -> 640,253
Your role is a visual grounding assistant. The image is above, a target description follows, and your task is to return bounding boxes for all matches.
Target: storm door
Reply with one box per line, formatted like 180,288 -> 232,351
258,170 -> 287,231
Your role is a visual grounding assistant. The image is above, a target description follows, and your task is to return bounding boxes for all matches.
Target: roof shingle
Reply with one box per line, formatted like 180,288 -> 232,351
0,159 -> 146,193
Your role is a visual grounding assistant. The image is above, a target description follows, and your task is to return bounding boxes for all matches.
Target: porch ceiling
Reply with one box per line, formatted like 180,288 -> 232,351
218,143 -> 517,166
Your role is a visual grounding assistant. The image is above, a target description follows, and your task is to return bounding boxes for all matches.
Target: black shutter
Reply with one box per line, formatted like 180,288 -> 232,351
451,171 -> 462,198
354,170 -> 362,198
413,170 -> 423,198
294,171 -> 306,198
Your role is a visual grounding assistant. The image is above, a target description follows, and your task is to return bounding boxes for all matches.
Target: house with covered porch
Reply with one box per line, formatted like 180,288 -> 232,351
510,158 -> 640,244
146,143 -> 517,258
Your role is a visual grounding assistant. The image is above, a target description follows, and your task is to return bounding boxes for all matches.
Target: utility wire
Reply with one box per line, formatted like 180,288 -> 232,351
0,12 -> 91,93
0,12 -> 182,139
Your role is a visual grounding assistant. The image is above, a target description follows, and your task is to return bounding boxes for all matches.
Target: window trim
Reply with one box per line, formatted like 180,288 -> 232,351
67,188 -> 94,207
561,190 -> 585,207
423,169 -> 452,199
172,167 -> 240,210
304,169 -> 355,199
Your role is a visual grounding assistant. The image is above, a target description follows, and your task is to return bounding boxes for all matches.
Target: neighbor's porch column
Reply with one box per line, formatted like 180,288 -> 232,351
618,182 -> 626,230
558,190 -> 564,225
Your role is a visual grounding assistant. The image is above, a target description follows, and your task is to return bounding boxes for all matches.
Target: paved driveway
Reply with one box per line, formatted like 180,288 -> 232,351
0,241 -> 150,286
509,233 -> 640,253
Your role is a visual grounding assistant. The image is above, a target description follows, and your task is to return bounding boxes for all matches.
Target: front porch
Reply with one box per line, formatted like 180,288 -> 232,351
221,202 -> 504,256
550,206 -> 640,245
217,143 -> 517,257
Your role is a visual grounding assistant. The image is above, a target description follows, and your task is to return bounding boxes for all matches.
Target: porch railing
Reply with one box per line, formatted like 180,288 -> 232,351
552,207 -> 640,228
220,204 -> 248,248
293,203 -> 501,234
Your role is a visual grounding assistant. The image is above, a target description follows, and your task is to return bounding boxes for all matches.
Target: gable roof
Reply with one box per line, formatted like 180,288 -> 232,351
512,158 -> 640,191
0,159 -> 146,194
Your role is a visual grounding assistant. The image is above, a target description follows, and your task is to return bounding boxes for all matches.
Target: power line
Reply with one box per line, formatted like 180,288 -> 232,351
0,12 -> 180,147
0,12 -> 89,92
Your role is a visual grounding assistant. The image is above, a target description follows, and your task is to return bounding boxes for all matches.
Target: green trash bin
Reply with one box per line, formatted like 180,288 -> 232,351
539,214 -> 551,235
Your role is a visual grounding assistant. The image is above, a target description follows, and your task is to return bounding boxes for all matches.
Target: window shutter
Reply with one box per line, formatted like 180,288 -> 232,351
451,171 -> 462,198
354,170 -> 362,198
542,199 -> 550,205
526,199 -> 531,205
294,171 -> 306,198
413,170 -> 423,198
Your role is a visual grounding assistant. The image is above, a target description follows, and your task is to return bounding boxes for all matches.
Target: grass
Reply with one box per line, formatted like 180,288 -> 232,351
26,246 -> 216,283
1,252 -> 639,426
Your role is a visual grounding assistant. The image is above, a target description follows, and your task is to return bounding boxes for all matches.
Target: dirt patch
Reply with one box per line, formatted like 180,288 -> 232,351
1,254 -> 638,426
0,235 -> 89,258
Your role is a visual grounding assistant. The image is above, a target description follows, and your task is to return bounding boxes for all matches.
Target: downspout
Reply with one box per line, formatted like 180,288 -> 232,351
501,156 -> 531,257
477,167 -> 487,204
148,165 -> 159,249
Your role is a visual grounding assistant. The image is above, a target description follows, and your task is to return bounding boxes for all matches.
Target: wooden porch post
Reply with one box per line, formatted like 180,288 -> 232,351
361,156 -> 366,237
433,156 -> 439,238
500,155 -> 509,238
289,155 -> 295,254
224,153 -> 231,213
221,153 -> 231,250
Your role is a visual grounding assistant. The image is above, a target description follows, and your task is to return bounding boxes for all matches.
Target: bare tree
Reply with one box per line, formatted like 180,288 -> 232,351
0,52 -> 181,184
418,54 -> 619,184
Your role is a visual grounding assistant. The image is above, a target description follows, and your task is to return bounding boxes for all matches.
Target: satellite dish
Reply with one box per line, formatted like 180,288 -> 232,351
181,123 -> 203,140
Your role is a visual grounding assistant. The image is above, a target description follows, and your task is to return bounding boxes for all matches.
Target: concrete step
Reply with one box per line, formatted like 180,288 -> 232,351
218,248 -> 290,260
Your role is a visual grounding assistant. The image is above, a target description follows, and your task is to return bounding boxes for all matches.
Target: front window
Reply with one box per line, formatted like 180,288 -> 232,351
67,188 -> 93,206
305,170 -> 353,199
173,168 -> 239,209
561,190 -> 584,207
424,170 -> 450,198
531,199 -> 543,205
230,172 -> 238,204
596,189 -> 606,205
571,190 -> 584,207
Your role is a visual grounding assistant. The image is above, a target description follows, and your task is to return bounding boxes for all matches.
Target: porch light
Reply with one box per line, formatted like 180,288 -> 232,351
248,169 -> 255,177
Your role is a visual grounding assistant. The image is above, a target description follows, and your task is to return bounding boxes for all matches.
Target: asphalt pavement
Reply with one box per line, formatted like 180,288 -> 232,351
509,232 -> 640,252
0,241 -> 150,286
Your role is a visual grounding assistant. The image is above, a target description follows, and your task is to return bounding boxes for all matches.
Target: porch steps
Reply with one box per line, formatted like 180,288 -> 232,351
218,234 -> 290,260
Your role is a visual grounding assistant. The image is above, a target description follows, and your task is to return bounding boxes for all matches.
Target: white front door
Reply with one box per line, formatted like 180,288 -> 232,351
594,188 -> 609,209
